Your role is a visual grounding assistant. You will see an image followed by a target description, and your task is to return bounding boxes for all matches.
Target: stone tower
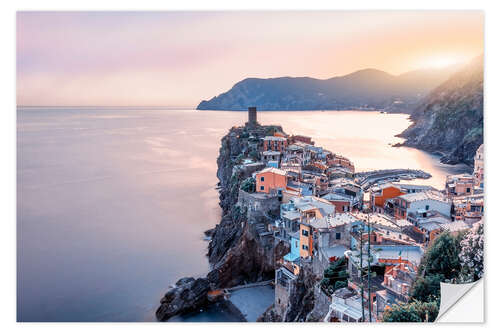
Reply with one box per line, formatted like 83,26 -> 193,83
248,106 -> 257,128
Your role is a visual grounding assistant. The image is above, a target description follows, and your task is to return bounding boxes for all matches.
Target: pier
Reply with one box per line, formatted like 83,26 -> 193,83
355,169 -> 431,190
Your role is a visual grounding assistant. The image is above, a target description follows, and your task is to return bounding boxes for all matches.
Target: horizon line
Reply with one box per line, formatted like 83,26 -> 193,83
17,105 -> 197,108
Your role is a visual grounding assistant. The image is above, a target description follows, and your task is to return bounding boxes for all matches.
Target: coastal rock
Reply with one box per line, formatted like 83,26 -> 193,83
399,55 -> 483,167
257,305 -> 283,322
156,124 -> 289,319
155,277 -> 210,321
208,124 -> 284,275
208,221 -> 289,288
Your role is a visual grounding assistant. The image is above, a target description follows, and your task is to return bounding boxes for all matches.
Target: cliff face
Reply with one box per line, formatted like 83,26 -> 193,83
207,124 -> 288,287
156,123 -> 288,321
197,67 -> 455,112
399,55 -> 483,167
258,263 -> 318,322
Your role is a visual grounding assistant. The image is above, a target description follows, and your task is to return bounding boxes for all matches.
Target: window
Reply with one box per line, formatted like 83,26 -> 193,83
260,186 -> 264,191
302,229 -> 309,237
336,232 -> 341,240
260,176 -> 265,182
425,205 -> 429,210
466,187 -> 471,193
302,244 -> 309,250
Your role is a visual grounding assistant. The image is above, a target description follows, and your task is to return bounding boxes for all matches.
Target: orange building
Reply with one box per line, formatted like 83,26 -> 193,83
290,135 -> 314,145
327,154 -> 355,173
263,136 -> 288,152
255,167 -> 287,194
370,184 -> 404,213
445,174 -> 475,197
299,223 -> 314,258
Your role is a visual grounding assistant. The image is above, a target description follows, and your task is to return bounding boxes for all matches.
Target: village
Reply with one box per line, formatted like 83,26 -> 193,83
232,107 -> 484,322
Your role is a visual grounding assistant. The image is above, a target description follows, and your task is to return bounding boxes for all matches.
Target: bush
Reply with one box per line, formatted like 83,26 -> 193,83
334,280 -> 347,290
321,257 -> 348,295
411,274 -> 444,302
249,150 -> 260,161
383,300 -> 439,322
240,177 -> 256,193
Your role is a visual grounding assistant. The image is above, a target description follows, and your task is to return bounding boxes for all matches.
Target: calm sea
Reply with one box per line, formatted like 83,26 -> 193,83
17,108 -> 469,321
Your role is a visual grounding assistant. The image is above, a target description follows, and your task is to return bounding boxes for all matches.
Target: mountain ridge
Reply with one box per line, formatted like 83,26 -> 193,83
197,66 -> 457,112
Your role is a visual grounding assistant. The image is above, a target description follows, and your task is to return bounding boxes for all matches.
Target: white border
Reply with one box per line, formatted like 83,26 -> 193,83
3,1 -> 499,332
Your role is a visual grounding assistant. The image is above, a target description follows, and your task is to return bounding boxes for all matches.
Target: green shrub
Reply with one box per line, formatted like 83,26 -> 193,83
240,177 -> 256,193
383,300 -> 439,322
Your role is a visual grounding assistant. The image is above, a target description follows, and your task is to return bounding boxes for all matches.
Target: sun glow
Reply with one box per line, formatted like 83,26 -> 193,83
421,55 -> 464,69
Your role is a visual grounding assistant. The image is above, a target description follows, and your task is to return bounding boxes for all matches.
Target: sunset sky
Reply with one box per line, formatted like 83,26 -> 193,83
17,11 -> 483,107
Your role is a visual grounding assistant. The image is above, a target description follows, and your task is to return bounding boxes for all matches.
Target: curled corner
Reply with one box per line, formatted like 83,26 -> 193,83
436,278 -> 484,323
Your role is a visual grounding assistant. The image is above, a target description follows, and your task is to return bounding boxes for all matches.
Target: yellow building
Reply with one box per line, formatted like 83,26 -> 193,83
299,223 -> 313,258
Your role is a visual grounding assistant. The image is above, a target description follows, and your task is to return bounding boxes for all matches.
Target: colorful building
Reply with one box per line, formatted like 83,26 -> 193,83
370,183 -> 404,214
290,135 -> 314,145
452,195 -> 484,224
263,136 -> 288,152
445,174 -> 475,197
322,192 -> 354,213
299,223 -> 313,258
392,191 -> 451,220
282,231 -> 301,275
255,167 -> 287,194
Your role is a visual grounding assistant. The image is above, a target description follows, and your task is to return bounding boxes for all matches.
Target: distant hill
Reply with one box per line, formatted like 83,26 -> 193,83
197,67 -> 457,112
398,55 -> 483,167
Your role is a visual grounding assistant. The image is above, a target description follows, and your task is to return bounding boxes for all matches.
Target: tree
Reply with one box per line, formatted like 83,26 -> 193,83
410,274 -> 444,302
321,256 -> 348,295
419,231 -> 463,280
383,300 -> 439,322
240,177 -> 256,193
458,221 -> 484,282
409,232 -> 463,304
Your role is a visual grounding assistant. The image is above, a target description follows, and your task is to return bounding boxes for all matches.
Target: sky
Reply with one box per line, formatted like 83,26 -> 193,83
17,11 -> 484,107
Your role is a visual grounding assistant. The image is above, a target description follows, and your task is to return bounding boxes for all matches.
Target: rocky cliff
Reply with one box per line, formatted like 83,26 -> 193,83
156,123 -> 288,321
197,67 -> 456,112
257,263 -> 318,322
398,55 -> 483,167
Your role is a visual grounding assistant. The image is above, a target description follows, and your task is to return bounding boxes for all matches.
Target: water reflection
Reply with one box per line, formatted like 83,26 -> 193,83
17,108 -> 468,322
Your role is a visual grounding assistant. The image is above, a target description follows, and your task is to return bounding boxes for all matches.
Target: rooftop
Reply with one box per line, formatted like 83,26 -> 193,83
321,244 -> 348,259
292,196 -> 336,216
321,192 -> 353,202
441,221 -> 469,232
349,245 -> 424,267
418,221 -> 442,232
308,213 -> 359,229
257,167 -> 287,176
351,212 -> 400,230
262,150 -> 281,156
371,182 -> 401,192
398,183 -> 437,191
263,136 -> 287,141
398,190 -> 449,203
